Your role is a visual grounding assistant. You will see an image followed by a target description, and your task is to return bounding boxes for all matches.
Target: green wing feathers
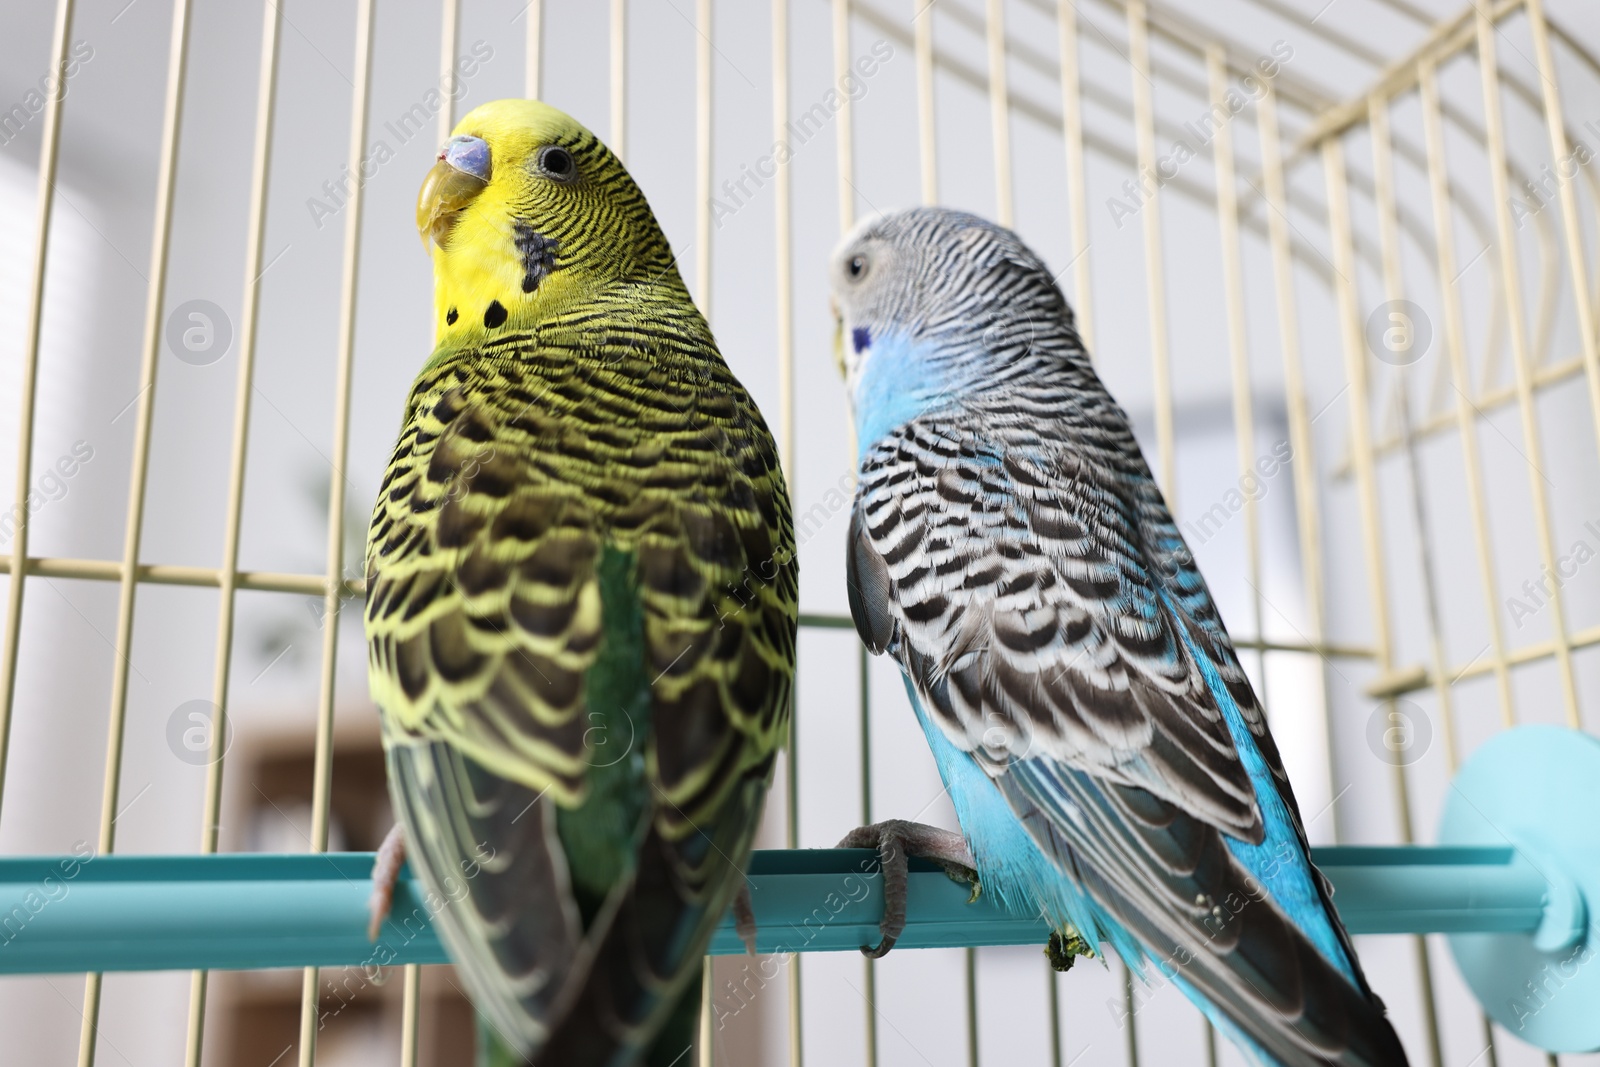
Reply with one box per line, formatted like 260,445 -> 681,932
366,306 -> 797,1060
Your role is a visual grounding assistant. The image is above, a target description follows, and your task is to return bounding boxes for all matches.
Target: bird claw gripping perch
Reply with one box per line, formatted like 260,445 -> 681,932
367,823 -> 408,942
1045,928 -> 1094,973
733,883 -> 759,955
837,819 -> 980,959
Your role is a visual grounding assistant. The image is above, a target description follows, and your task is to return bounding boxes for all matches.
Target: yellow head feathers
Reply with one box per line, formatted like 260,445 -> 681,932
416,99 -> 682,343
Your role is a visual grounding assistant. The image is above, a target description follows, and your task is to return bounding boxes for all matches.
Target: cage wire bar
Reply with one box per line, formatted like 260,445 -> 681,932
0,0 -> 1599,1065
182,0 -> 284,1064
0,0 -> 74,816
77,0 -> 193,1062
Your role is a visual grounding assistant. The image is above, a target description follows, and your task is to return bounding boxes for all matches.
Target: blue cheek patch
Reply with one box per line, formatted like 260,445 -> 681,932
852,326 -> 871,353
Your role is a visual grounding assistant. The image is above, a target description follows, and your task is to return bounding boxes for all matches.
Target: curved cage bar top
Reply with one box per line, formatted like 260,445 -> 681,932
1,0 -> 1600,1066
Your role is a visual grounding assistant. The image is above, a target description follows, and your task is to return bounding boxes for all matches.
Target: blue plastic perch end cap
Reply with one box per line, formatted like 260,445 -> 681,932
1440,724 -> 1600,1052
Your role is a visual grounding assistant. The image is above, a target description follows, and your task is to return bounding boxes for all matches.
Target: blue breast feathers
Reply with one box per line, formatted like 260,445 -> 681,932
852,332 -> 974,459
899,678 -> 1138,963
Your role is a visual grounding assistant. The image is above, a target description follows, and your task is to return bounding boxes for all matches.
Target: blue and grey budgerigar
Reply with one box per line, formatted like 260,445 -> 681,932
828,207 -> 1408,1067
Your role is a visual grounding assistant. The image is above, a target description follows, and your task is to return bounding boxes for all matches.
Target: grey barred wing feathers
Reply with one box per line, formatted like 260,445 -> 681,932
849,415 -> 1262,841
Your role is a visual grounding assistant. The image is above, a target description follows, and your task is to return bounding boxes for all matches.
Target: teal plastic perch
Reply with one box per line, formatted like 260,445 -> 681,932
0,844 -> 1554,975
1,725 -> 1597,1052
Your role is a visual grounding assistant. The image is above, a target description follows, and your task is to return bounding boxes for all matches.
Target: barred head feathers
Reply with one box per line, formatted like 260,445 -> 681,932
828,207 -> 1086,387
830,207 -> 1094,455
419,99 -> 688,345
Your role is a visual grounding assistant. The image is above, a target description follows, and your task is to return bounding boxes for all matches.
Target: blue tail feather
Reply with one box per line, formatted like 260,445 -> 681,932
1172,622 -> 1358,987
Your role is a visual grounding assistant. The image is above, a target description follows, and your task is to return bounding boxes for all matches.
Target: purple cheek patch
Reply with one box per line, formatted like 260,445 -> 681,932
852,326 -> 871,353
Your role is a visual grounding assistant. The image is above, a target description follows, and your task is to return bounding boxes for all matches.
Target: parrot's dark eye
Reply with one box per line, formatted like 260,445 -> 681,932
847,254 -> 868,280
537,145 -> 576,182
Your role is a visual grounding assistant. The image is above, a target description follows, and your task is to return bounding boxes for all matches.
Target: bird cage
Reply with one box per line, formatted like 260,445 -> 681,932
2,0 -> 1600,1066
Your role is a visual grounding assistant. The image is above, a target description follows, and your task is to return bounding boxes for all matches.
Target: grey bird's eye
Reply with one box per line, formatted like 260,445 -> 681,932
847,254 -> 868,280
537,145 -> 576,182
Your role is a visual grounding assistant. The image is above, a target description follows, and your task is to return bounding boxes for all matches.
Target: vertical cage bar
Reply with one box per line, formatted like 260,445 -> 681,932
1056,0 -> 1093,350
1047,971 -> 1062,1067
771,5 -> 802,1063
965,946 -> 980,1067
1257,86 -> 1340,841
1124,11 -> 1160,1051
833,0 -> 854,234
971,13 -> 1009,1053
986,0 -> 1012,227
525,0 -> 543,99
914,0 -> 936,205
1369,94 -> 1458,767
1122,964 -> 1138,1067
1476,10 -> 1582,727
401,964 -> 422,1067
1419,63 -> 1516,731
1125,0 -> 1174,504
297,2 -> 375,1063
1372,90 -> 1476,1063
438,0 -> 460,145
773,0 -> 794,480
1323,135 -> 1445,1067
0,0 -> 77,817
611,0 -> 627,161
78,1 -> 194,1062
696,3 -> 715,1057
859,644 -> 877,1067
699,957 -> 714,1067
695,0 -> 713,317
182,1 -> 282,1062
1527,0 -> 1600,468
1207,48 -> 1254,1062
1207,47 -> 1266,687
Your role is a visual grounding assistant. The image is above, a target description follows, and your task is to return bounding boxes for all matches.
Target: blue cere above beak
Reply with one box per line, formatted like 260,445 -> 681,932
418,135 -> 493,251
441,135 -> 491,182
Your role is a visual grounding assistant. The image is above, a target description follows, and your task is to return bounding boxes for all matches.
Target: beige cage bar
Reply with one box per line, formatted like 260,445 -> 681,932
4,0 -> 1600,1065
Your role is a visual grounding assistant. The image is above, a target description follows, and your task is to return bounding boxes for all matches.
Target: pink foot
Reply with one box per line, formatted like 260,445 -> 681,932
837,819 -> 979,958
368,823 -> 407,941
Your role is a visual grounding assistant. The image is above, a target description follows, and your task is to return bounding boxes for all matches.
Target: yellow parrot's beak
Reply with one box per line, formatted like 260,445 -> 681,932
417,135 -> 491,252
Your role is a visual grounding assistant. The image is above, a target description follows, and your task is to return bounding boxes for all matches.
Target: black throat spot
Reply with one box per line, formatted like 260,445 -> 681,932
512,222 -> 560,294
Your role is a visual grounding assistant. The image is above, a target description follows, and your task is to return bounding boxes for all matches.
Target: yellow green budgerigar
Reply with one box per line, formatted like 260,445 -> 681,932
364,98 -> 797,1066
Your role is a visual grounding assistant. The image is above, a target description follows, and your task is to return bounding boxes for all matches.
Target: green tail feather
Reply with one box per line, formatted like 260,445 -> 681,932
558,545 -> 652,923
646,975 -> 703,1067
472,976 -> 703,1066
476,1012 -> 525,1067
